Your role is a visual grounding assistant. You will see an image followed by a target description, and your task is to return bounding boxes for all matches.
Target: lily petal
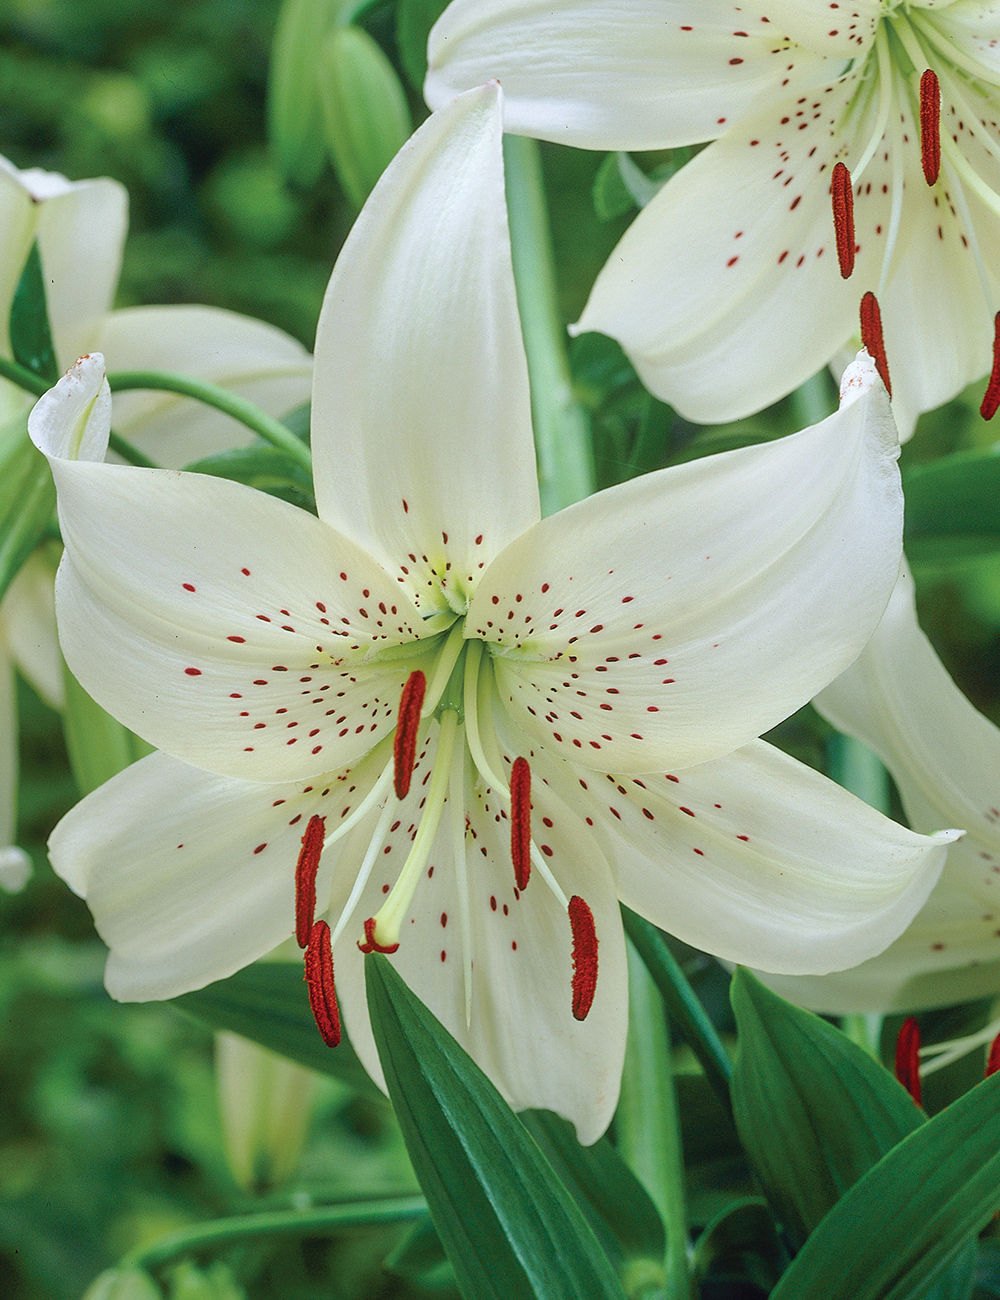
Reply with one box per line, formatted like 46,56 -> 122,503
330,729 -> 627,1144
583,739 -> 954,974
1,551 -> 63,709
97,305 -> 313,467
470,361 -> 902,772
311,82 -> 539,607
49,748 -> 387,1001
577,73 -> 898,421
425,0 -> 831,149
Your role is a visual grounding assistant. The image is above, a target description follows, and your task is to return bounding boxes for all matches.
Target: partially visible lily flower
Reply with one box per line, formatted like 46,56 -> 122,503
0,155 -> 312,464
29,86 -> 956,1142
426,0 -> 1000,435
762,562 -> 1000,1015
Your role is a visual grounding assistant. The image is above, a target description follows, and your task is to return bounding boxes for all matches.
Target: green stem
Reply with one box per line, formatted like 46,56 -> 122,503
125,1194 -> 426,1269
621,906 -> 733,1117
619,942 -> 690,1300
502,134 -> 594,514
107,370 -> 313,472
0,354 -> 47,396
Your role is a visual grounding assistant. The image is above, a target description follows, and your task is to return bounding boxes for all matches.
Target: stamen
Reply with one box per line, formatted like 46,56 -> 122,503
394,670 -> 426,799
919,68 -> 941,186
568,895 -> 598,1021
294,814 -> 325,948
510,756 -> 532,891
304,920 -> 341,1046
357,915 -> 400,954
860,292 -> 892,396
988,1033 -> 1000,1078
981,313 -> 1000,421
831,162 -> 856,279
895,1016 -> 922,1106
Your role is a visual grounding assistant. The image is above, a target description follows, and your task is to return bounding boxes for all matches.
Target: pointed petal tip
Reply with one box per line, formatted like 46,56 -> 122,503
838,348 -> 879,407
28,352 -> 112,464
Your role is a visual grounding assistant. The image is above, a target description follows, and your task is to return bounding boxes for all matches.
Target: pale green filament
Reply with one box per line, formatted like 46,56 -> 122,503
328,794 -> 398,949
449,726 -> 474,1029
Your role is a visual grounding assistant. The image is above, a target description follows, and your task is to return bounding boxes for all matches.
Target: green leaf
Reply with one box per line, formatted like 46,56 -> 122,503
396,0 -> 450,91
692,1198 -> 786,1294
592,153 -> 637,222
0,420 -> 55,604
172,963 -> 383,1101
767,1068 -> 1000,1300
730,969 -> 923,1245
365,952 -> 628,1300
318,25 -> 412,210
10,243 -> 59,383
903,448 -> 1000,564
183,444 -> 316,511
520,1109 -> 665,1265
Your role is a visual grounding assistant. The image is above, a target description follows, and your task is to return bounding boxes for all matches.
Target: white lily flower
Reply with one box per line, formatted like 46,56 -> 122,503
28,86 -> 956,1142
0,155 -> 312,464
762,562 -> 1000,1015
426,0 -> 1000,434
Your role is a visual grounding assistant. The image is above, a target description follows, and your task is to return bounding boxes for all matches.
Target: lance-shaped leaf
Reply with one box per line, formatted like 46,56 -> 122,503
903,449 -> 1000,565
767,1067 -> 1000,1300
172,963 -> 382,1101
730,969 -> 924,1245
365,951 -> 627,1300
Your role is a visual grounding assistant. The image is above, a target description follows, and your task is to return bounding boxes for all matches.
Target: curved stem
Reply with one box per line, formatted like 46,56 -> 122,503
107,369 -> 313,472
0,354 -> 47,396
502,134 -> 594,514
125,1194 -> 427,1269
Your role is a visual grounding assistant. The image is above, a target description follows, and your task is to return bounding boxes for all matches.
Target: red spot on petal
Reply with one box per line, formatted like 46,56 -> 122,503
184,667 -> 202,676
182,583 -> 195,592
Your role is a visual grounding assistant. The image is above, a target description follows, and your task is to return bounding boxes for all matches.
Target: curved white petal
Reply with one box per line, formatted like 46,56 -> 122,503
46,458 -> 427,781
755,0 -> 881,56
768,563 -> 1000,1011
330,723 -> 627,1144
33,177 -> 128,365
1,550 -> 63,708
28,352 -> 111,463
311,83 -> 539,609
470,365 -> 903,772
569,739 -> 953,973
49,748 -> 386,1001
577,70 -> 898,421
426,0 -> 831,149
97,305 -> 313,467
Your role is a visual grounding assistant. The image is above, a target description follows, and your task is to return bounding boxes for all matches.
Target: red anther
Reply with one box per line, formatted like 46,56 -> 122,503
981,313 -> 1000,420
860,291 -> 892,396
568,895 -> 598,1021
304,920 -> 341,1047
357,915 -> 400,954
987,1032 -> 1000,1078
394,670 -> 426,800
919,68 -> 941,186
510,756 -> 532,891
831,161 -> 856,279
294,814 -> 325,948
895,1016 -> 922,1106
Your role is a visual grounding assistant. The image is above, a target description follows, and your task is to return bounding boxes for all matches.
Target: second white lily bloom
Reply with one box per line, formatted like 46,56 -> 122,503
29,86 -> 956,1142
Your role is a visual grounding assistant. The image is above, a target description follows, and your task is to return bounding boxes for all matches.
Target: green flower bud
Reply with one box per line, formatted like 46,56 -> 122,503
268,0 -> 341,187
81,1268 -> 163,1300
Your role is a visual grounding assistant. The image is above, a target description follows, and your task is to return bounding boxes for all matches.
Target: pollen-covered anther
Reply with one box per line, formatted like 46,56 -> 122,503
510,756 -> 532,891
357,915 -> 400,954
568,895 -> 598,1021
294,814 -> 326,948
394,670 -> 426,799
895,1016 -> 922,1106
304,920 -> 341,1047
981,313 -> 1000,421
987,1032 -> 1000,1078
831,161 -> 856,279
860,291 -> 892,396
919,68 -> 941,187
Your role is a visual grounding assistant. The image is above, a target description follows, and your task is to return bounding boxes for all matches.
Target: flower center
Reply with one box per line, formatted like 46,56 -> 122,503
292,618 -> 600,1041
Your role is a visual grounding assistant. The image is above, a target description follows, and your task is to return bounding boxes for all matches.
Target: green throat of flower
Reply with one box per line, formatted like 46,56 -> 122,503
290,619 -> 600,1048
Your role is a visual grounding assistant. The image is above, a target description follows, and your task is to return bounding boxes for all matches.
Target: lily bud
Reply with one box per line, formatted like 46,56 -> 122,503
81,1268 -> 163,1300
268,0 -> 341,186
317,26 -> 412,209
